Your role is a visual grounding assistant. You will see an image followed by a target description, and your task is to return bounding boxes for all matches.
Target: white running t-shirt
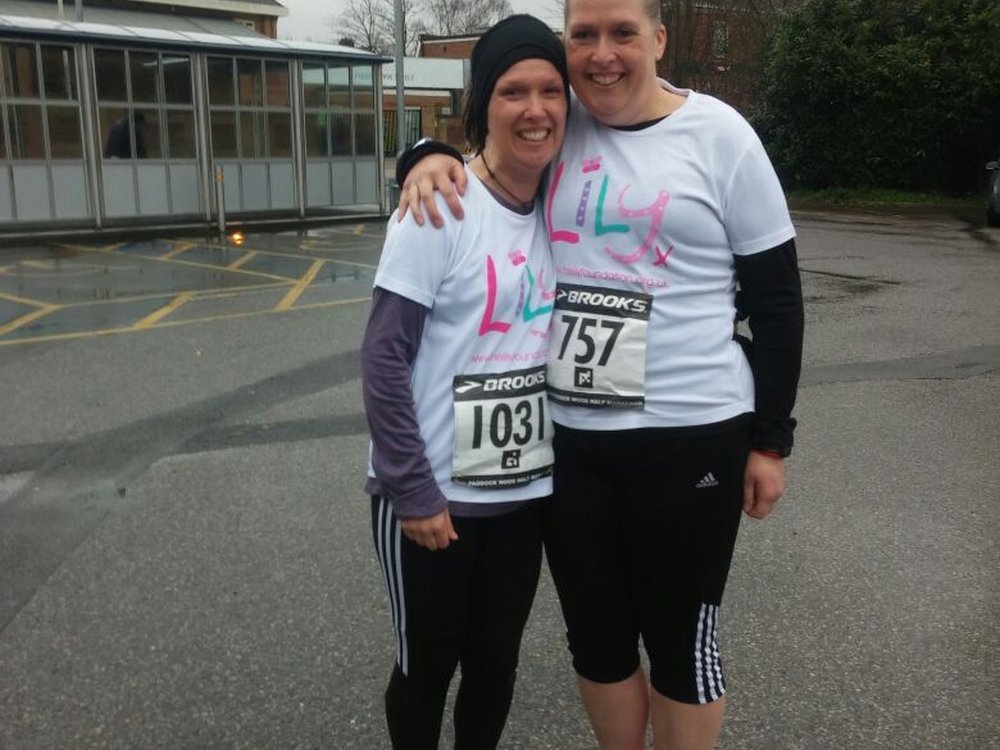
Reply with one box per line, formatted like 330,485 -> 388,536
372,168 -> 556,503
544,83 -> 796,430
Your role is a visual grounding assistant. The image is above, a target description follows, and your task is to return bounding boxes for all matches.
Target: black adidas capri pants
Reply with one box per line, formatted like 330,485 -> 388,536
542,418 -> 750,704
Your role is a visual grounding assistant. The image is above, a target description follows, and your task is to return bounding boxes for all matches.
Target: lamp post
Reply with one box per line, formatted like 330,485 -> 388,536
393,0 -> 405,156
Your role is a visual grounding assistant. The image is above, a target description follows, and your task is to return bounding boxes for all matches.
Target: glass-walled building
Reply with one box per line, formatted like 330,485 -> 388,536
0,14 -> 387,234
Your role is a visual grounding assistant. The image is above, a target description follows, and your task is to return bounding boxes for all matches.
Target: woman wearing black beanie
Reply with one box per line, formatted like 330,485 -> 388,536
362,13 -> 569,750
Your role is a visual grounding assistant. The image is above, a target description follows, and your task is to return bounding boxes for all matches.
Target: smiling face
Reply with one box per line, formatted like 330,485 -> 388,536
481,58 -> 568,181
564,0 -> 668,127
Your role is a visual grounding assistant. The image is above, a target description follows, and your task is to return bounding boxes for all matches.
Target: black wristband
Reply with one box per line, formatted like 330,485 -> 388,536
395,138 -> 464,187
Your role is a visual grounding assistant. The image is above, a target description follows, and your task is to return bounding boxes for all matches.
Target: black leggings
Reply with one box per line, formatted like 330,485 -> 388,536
542,421 -> 750,704
371,497 -> 545,750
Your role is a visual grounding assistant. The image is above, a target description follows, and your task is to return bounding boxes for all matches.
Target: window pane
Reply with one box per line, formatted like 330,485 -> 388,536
47,105 -> 81,158
355,112 -> 377,155
207,57 -> 234,105
166,110 -> 196,158
353,64 -> 374,109
162,54 -> 192,104
101,109 -> 148,159
239,110 -> 265,158
41,46 -> 76,100
328,65 -> 350,109
135,108 -> 160,158
330,112 -> 351,156
94,49 -> 127,102
9,104 -> 45,158
265,60 -> 289,108
237,58 -> 263,107
99,108 -> 121,158
712,22 -> 729,58
130,51 -> 159,104
268,112 -> 291,157
4,44 -> 40,99
302,63 -> 324,107
305,112 -> 327,156
210,111 -> 237,158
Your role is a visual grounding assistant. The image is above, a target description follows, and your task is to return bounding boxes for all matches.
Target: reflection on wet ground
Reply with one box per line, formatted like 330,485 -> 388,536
0,223 -> 384,345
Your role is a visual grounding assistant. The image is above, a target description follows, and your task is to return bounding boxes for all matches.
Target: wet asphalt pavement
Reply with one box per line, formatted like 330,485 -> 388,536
0,211 -> 997,749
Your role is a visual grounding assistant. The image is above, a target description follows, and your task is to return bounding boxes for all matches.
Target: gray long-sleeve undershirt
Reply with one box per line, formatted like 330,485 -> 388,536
361,287 -> 529,519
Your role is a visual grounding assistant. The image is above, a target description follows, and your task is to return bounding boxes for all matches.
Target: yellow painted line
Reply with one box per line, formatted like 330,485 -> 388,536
160,242 -> 197,260
56,243 -> 295,283
323,258 -> 377,270
353,224 -> 364,235
69,281 -> 291,308
0,290 -> 49,307
294,296 -> 370,311
0,296 -> 369,347
132,292 -> 195,329
0,282 -> 290,312
22,260 -> 55,270
227,250 -> 257,270
275,259 -> 325,311
0,304 -> 60,337
57,243 -> 101,252
50,242 -> 123,255
0,265 -> 12,274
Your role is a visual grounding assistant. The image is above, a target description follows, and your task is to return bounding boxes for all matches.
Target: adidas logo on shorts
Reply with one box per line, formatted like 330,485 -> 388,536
695,472 -> 719,489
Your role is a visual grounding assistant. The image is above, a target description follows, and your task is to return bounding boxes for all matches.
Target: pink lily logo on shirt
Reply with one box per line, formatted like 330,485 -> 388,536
546,158 -> 672,268
479,251 -> 555,337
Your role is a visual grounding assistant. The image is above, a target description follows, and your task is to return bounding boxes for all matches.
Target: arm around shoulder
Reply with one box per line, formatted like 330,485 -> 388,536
395,140 -> 467,227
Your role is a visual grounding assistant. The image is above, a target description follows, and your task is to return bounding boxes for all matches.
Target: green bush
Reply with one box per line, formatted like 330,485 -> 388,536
752,0 -> 1000,193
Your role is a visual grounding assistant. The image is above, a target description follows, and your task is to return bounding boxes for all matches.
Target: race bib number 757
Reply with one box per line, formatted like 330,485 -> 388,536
547,283 -> 652,408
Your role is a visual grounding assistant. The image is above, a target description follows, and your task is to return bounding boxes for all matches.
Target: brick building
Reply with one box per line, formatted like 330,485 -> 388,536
660,0 -> 784,113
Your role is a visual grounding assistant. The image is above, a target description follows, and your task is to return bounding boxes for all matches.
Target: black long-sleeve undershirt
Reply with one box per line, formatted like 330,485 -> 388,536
734,238 -> 804,453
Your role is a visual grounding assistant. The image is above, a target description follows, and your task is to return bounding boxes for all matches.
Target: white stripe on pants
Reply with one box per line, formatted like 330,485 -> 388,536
374,497 -> 408,675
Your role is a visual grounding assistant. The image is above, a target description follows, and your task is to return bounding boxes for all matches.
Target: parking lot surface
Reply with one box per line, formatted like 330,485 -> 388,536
0,226 -> 382,347
0,212 -> 997,749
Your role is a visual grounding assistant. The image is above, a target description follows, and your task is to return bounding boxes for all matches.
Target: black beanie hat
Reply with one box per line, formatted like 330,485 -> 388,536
464,14 -> 569,153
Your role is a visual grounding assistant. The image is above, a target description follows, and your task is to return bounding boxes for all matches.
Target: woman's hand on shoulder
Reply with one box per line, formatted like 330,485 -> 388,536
400,508 -> 459,550
398,154 -> 468,228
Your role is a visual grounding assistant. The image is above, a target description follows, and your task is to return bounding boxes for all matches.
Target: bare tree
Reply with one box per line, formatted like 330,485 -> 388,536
333,0 -> 390,53
545,0 -> 566,26
332,0 -> 421,55
419,0 -> 514,36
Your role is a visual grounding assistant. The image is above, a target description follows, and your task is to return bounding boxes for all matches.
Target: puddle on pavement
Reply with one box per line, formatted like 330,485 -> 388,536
804,274 -> 885,304
0,232 -> 379,340
0,471 -> 31,504
2,296 -> 168,339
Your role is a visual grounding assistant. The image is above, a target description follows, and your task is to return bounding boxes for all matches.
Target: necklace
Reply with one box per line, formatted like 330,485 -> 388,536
480,153 -> 535,208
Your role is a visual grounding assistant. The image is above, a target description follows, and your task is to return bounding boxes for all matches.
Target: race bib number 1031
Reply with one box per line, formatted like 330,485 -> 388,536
452,365 -> 553,488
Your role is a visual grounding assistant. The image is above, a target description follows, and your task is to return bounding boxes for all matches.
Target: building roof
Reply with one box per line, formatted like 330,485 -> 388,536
0,10 -> 387,61
128,0 -> 288,19
0,0 -> 286,30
